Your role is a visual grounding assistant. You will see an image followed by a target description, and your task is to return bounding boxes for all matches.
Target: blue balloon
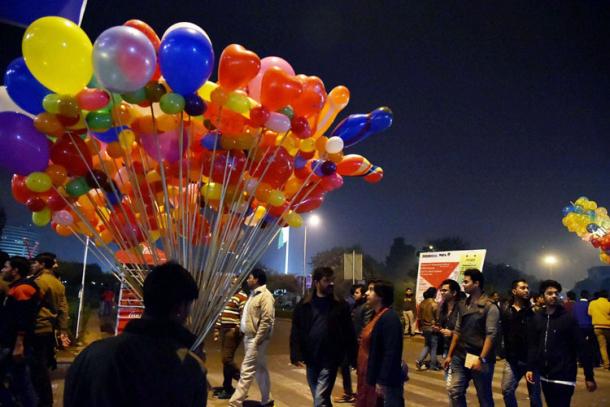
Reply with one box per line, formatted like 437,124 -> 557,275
561,205 -> 575,217
92,126 -> 127,143
107,191 -> 122,206
201,132 -> 221,150
4,57 -> 51,114
586,223 -> 599,233
159,27 -> 214,95
330,106 -> 393,148
294,154 -> 308,170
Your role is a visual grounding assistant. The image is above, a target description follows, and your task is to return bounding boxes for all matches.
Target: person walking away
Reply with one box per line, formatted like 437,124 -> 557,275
403,288 -> 417,336
229,269 -> 275,407
563,291 -> 576,313
290,267 -> 357,407
572,290 -> 601,367
63,261 -> 207,406
0,256 -> 39,407
500,279 -> 541,407
356,280 -> 405,407
213,277 -> 248,399
443,269 -> 500,407
29,254 -> 69,407
526,280 -> 596,406
416,287 -> 440,370
588,289 -> 610,370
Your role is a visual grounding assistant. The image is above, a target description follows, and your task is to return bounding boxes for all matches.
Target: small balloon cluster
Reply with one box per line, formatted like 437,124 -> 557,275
562,197 -> 610,264
0,16 -> 392,274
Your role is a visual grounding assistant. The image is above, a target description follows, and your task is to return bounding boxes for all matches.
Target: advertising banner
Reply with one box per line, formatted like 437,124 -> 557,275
416,249 -> 486,302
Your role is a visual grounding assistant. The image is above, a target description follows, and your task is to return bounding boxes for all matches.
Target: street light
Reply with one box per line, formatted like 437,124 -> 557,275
542,254 -> 559,278
303,214 -> 322,295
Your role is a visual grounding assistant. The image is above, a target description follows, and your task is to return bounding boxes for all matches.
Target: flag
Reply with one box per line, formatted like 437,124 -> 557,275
0,0 -> 87,27
278,227 -> 289,249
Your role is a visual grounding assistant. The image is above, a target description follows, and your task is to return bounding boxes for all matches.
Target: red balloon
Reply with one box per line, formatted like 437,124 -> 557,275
124,19 -> 161,50
250,147 -> 294,188
218,44 -> 261,91
11,175 -> 35,203
46,190 -> 67,211
292,192 -> 325,213
76,88 -> 110,111
201,150 -> 246,185
320,173 -> 344,192
50,134 -> 93,176
25,197 -> 46,212
260,67 -> 303,111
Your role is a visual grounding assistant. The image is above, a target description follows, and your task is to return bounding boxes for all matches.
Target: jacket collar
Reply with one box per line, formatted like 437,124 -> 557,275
124,317 -> 197,348
251,284 -> 267,296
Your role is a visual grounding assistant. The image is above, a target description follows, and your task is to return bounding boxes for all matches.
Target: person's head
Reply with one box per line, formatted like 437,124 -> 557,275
351,283 -> 366,302
539,280 -> 562,308
31,255 -> 54,274
404,287 -> 413,297
599,289 -> 609,299
38,252 -> 59,269
580,290 -> 590,300
423,287 -> 437,300
462,269 -> 484,294
247,268 -> 267,289
566,291 -> 576,301
143,262 -> 199,323
312,267 -> 334,297
491,291 -> 500,302
439,279 -> 461,302
0,251 -> 9,267
2,256 -> 30,283
511,279 -> 530,302
367,280 -> 394,308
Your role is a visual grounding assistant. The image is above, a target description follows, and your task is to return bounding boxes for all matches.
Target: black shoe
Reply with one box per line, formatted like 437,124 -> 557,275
217,389 -> 234,399
260,400 -> 275,406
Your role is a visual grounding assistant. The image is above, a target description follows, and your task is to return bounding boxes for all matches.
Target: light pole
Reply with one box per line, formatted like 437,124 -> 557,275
303,214 -> 321,295
542,254 -> 558,278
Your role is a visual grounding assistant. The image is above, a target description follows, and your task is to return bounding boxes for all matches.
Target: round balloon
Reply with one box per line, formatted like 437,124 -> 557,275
159,26 -> 214,95
22,16 -> 93,94
0,112 -> 50,175
93,26 -> 157,93
4,57 -> 51,114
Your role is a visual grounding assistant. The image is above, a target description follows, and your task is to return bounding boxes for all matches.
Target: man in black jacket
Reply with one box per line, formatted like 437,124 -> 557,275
290,267 -> 357,407
500,279 -> 541,407
64,262 -> 207,407
526,280 -> 596,407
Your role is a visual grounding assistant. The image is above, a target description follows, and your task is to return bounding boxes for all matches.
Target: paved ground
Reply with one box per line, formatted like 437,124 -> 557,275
52,316 -> 610,406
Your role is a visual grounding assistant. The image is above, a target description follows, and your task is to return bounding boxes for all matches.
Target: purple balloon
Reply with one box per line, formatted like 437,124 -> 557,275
139,129 -> 187,163
0,112 -> 49,175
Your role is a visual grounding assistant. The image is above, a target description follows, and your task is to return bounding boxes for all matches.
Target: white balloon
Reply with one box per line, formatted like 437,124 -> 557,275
162,22 -> 211,43
0,86 -> 33,117
325,136 -> 344,154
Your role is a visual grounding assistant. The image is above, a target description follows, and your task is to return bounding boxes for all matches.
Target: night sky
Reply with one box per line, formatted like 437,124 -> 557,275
1,1 -> 610,288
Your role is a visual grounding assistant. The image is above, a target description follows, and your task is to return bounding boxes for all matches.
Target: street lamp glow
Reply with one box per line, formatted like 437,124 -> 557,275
308,214 -> 321,228
542,255 -> 558,266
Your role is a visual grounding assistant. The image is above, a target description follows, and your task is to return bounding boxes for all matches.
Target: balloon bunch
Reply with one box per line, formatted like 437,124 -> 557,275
562,197 -> 610,264
0,16 -> 393,343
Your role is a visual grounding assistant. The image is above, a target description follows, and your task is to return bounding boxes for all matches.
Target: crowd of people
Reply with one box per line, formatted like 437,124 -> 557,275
0,250 -> 70,407
2,252 -> 608,407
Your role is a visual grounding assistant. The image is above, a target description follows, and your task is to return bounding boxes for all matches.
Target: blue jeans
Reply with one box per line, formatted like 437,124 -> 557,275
306,365 -> 338,407
417,330 -> 439,368
501,360 -> 541,407
446,355 -> 495,407
382,385 -> 405,407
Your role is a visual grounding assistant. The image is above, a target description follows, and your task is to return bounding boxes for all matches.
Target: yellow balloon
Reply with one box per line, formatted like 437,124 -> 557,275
285,211 -> 303,228
22,17 -> 93,94
268,190 -> 286,207
32,208 -> 51,227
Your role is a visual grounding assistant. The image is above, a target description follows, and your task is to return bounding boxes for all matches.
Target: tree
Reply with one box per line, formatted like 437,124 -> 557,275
480,262 -> 540,300
425,236 -> 470,251
384,237 -> 417,281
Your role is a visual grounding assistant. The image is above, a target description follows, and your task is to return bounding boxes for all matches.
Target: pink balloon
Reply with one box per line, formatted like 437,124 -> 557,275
247,56 -> 294,102
139,129 -> 187,163
52,210 -> 74,226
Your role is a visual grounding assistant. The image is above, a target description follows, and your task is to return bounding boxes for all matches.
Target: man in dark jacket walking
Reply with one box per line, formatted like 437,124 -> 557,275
526,280 -> 596,407
64,262 -> 207,407
290,267 -> 357,407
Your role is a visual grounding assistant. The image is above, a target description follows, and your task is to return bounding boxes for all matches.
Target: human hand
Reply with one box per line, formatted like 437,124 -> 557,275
12,341 -> 24,362
59,332 -> 71,347
440,329 -> 452,337
291,361 -> 305,368
443,356 -> 452,370
525,371 -> 536,384
213,330 -> 219,342
470,358 -> 482,372
585,380 -> 597,392
375,384 -> 386,397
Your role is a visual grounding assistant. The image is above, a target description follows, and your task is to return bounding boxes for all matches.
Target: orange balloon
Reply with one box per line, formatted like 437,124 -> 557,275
34,112 -> 64,136
123,19 -> 161,50
260,67 -> 303,111
46,164 -> 67,186
111,103 -> 135,125
131,115 -> 155,134
218,44 -> 261,91
106,142 -> 124,158
55,224 -> 73,237
292,75 -> 327,118
156,114 -> 180,132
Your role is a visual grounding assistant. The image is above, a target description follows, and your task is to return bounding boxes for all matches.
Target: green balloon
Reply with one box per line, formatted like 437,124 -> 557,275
66,177 -> 90,197
32,207 -> 51,227
159,93 -> 185,114
42,94 -> 61,114
86,111 -> 112,131
277,106 -> 294,120
122,88 -> 147,104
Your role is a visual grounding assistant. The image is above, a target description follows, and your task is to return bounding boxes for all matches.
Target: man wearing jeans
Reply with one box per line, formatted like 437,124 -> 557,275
500,279 -> 541,407
403,287 -> 417,336
443,269 -> 500,407
290,267 -> 357,407
588,289 -> 610,370
229,269 -> 275,407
